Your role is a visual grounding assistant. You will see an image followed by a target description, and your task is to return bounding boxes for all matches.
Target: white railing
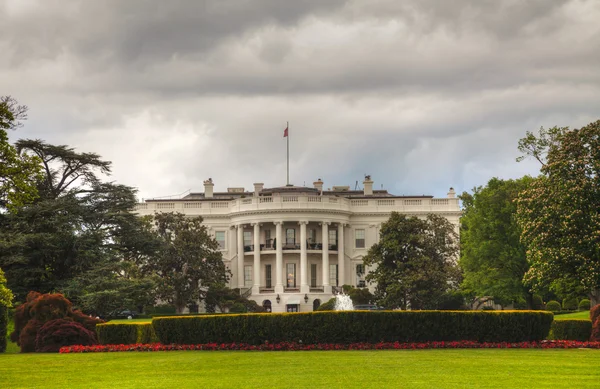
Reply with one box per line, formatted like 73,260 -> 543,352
134,196 -> 460,215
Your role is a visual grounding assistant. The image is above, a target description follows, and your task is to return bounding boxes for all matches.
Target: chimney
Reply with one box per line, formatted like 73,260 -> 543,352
253,182 -> 264,197
204,178 -> 214,198
363,175 -> 373,196
447,187 -> 456,198
313,178 -> 323,192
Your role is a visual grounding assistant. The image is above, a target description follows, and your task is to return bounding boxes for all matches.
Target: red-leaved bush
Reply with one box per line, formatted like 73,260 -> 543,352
591,317 -> 600,342
591,304 -> 600,326
35,319 -> 97,353
59,340 -> 600,354
10,292 -> 103,353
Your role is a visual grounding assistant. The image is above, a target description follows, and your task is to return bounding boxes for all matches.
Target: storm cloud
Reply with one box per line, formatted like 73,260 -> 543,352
2,0 -> 599,199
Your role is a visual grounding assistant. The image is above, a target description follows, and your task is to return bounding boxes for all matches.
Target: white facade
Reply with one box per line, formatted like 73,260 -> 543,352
134,177 -> 461,313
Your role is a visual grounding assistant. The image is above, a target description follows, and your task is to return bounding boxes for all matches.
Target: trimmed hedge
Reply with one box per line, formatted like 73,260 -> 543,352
548,319 -> 592,341
579,299 -> 591,311
545,301 -> 561,312
153,311 -> 553,345
0,304 -> 7,353
97,323 -> 158,345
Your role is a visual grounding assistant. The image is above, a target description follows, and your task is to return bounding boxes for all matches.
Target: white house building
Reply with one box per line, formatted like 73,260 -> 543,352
134,176 -> 461,313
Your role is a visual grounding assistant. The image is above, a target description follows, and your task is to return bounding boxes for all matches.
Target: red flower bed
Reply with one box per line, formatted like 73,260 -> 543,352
59,340 -> 600,354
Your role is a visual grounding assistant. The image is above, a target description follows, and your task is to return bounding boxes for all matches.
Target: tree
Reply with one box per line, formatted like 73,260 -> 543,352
459,177 -> 535,308
516,120 -> 600,305
363,212 -> 460,310
0,140 -> 159,302
0,97 -> 41,211
147,213 -> 230,313
0,268 -> 12,308
204,285 -> 265,313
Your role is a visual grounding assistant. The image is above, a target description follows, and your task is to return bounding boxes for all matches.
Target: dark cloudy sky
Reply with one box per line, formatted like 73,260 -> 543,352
2,0 -> 599,200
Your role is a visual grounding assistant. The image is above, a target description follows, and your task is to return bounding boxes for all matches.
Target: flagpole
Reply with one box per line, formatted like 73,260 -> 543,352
286,122 -> 290,185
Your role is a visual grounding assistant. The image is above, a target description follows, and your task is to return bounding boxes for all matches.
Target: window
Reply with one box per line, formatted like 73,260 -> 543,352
329,264 -> 338,286
355,229 -> 365,248
265,264 -> 272,288
329,229 -> 337,249
243,231 -> 252,247
215,231 -> 226,250
286,263 -> 296,288
356,264 -> 365,287
286,228 -> 295,245
308,228 -> 316,243
264,229 -> 272,248
310,264 -> 317,287
244,265 -> 252,288
262,300 -> 272,313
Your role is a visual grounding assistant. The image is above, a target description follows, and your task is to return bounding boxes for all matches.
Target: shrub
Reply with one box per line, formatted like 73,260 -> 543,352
592,317 -> 600,342
531,295 -> 544,310
152,311 -> 554,345
96,323 -> 158,345
0,304 -> 7,353
10,292 -> 102,352
229,303 -> 247,313
35,319 -> 97,352
548,320 -> 592,341
147,304 -> 177,315
481,306 -> 494,311
562,298 -> 578,311
545,300 -> 561,312
579,299 -> 591,311
316,298 -> 336,311
590,304 -> 600,325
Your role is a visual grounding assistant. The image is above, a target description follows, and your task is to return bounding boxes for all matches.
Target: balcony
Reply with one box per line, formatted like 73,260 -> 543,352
244,242 -> 338,253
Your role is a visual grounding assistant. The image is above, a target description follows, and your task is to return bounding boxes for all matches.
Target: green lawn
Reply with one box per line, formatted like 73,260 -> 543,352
554,311 -> 591,320
1,349 -> 600,388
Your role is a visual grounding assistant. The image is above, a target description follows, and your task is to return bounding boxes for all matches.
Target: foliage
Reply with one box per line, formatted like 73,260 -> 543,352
0,97 -> 42,212
96,323 -> 158,345
10,292 -> 102,353
548,319 -> 592,341
146,212 -> 230,313
591,304 -> 600,326
346,287 -> 373,305
459,177 -> 535,307
363,212 -> 460,310
146,304 -> 177,315
578,299 -> 591,311
437,291 -> 468,310
35,319 -> 97,352
516,121 -> 600,305
562,298 -> 578,311
315,298 -> 336,311
0,138 -> 160,301
152,311 -> 553,345
204,285 -> 264,313
0,303 -> 6,353
545,301 -> 561,312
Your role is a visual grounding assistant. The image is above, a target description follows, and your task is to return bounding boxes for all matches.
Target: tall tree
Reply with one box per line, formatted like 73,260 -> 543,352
459,177 -> 534,307
148,212 -> 230,314
516,120 -> 600,305
363,212 -> 460,310
1,139 -> 157,301
0,97 -> 41,211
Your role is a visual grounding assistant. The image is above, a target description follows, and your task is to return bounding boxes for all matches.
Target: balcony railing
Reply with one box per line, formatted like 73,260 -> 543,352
134,195 -> 460,214
244,243 -> 338,252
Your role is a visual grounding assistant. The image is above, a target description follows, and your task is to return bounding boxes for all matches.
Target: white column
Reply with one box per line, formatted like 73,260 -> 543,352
252,223 -> 260,294
237,224 -> 244,289
338,223 -> 345,287
275,221 -> 283,293
300,221 -> 308,293
322,221 -> 331,293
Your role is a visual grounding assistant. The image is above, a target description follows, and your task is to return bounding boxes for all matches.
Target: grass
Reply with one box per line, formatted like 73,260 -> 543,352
1,349 -> 600,388
554,311 -> 591,320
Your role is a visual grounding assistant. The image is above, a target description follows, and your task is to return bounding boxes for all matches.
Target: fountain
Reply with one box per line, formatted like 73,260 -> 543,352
334,292 -> 354,311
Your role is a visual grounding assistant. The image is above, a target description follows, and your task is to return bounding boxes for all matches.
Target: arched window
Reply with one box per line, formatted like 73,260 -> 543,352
262,299 -> 272,313
313,299 -> 321,311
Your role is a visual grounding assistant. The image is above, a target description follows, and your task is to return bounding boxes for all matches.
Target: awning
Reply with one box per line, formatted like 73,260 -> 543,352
286,299 -> 300,305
